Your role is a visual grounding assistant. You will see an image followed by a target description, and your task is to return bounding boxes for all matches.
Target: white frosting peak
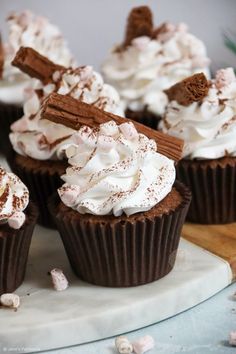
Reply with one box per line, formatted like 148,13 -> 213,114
59,121 -> 175,216
159,68 -> 236,159
0,10 -> 75,104
102,21 -> 210,116
0,167 -> 29,229
10,66 -> 124,160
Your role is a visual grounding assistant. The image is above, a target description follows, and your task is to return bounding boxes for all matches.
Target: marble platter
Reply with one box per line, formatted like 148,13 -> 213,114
0,226 -> 232,354
0,156 -> 233,353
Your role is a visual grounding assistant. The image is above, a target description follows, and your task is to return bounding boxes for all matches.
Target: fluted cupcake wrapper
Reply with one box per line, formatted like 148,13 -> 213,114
125,108 -> 160,129
7,153 -> 67,228
0,102 -> 23,157
0,202 -> 38,295
176,158 -> 236,224
48,182 -> 191,287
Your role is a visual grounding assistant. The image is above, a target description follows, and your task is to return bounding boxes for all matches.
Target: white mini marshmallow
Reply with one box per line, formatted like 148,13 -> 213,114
132,335 -> 155,354
8,211 -> 26,229
0,293 -> 20,309
50,268 -> 69,291
58,184 -> 80,208
119,122 -> 139,140
115,336 -> 133,354
229,331 -> 236,346
97,135 -> 115,151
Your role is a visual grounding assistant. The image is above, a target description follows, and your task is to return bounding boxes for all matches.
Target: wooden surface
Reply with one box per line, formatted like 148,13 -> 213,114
182,223 -> 236,280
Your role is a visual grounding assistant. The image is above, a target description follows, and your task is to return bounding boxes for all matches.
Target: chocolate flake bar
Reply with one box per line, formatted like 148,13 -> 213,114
42,92 -> 184,161
164,73 -> 209,106
12,47 -> 65,84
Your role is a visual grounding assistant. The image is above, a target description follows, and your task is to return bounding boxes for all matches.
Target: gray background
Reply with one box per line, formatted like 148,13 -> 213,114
0,0 -> 235,72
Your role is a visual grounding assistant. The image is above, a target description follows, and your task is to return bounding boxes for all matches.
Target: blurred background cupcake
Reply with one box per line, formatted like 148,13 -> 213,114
49,120 -> 191,287
102,5 -> 210,128
159,68 -> 236,224
8,47 -> 124,227
0,166 -> 38,294
0,10 -> 75,155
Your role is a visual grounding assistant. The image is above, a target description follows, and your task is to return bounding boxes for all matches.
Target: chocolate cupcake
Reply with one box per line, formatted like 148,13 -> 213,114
102,6 -> 210,129
0,167 -> 38,294
159,68 -> 236,224
0,10 -> 75,156
8,48 -> 124,227
49,119 -> 191,287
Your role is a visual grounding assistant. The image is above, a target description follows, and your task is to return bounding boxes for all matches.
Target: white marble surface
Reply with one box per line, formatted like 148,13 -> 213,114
0,225 -> 232,354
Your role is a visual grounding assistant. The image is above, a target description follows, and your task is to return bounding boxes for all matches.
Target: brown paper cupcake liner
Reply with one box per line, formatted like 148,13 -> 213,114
7,153 -> 67,228
0,201 -> 38,295
125,107 -> 160,129
48,181 -> 191,287
0,101 -> 23,157
176,157 -> 236,224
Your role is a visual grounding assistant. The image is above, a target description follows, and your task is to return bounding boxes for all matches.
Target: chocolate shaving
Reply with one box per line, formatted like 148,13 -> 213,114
41,92 -> 183,162
12,47 -> 65,84
164,73 -> 209,106
0,34 -> 4,79
122,6 -> 153,48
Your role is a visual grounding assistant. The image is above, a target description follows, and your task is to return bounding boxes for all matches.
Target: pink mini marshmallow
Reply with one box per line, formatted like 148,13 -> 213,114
11,116 -> 29,132
176,22 -> 189,32
52,71 -> 61,82
80,66 -> 93,81
8,212 -> 26,230
229,331 -> 236,346
58,184 -> 80,207
50,268 -> 69,291
73,126 -> 94,145
119,122 -> 139,140
215,68 -> 236,89
132,36 -> 150,51
97,135 -> 115,151
132,335 -> 155,354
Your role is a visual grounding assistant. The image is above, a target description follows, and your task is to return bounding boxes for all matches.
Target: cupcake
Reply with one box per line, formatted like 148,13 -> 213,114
8,48 -> 124,227
102,6 -> 210,129
49,119 -> 191,287
0,166 -> 38,294
159,68 -> 236,224
0,10 -> 75,155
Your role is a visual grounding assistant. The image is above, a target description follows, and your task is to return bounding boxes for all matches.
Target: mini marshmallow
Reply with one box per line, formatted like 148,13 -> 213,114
132,335 -> 155,354
229,331 -> 236,346
119,122 -> 139,140
215,68 -> 236,89
58,184 -> 80,207
0,293 -> 20,309
97,135 -> 115,151
52,70 -> 61,82
50,268 -> 69,291
115,336 -> 133,354
8,211 -> 26,229
100,121 -> 119,136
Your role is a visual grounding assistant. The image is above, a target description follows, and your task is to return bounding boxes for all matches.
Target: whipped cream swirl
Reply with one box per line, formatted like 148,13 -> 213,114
0,10 -> 75,104
159,68 -> 236,159
10,66 -> 124,160
102,22 -> 210,116
0,167 -> 29,229
58,121 -> 175,216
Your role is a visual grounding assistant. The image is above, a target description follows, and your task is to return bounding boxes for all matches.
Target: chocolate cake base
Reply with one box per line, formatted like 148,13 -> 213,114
0,202 -> 38,295
7,153 -> 67,228
48,181 -> 191,287
176,156 -> 236,224
125,107 -> 160,129
0,101 -> 23,157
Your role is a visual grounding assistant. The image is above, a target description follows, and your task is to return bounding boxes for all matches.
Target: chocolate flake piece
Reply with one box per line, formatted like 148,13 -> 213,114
0,34 -> 4,79
12,47 -> 65,84
42,92 -> 184,161
123,6 -> 153,48
164,73 -> 209,106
